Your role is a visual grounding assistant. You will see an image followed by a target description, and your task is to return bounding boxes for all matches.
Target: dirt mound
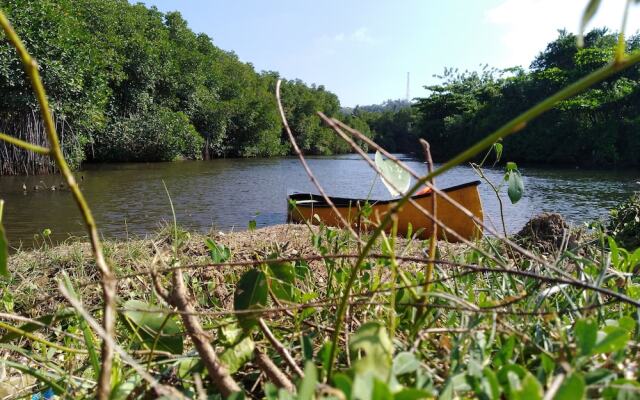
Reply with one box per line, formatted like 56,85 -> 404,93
515,213 -> 572,253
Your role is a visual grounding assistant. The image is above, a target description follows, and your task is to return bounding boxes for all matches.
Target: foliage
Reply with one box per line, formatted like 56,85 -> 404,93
412,29 -> 640,166
0,0 -> 346,173
608,192 -> 640,250
349,102 -> 417,153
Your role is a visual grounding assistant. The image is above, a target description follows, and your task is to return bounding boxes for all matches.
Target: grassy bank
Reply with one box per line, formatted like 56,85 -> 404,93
1,221 -> 639,398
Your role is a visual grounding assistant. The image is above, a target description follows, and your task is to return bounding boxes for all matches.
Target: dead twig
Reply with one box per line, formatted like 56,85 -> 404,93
150,267 -> 242,397
253,348 -> 295,392
258,317 -> 305,378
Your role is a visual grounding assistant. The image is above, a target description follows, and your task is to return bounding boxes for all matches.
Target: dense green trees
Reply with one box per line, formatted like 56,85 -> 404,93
412,29 -> 640,167
0,0 -> 347,174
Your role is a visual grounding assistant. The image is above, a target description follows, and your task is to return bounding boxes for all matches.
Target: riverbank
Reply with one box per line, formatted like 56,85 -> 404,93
5,224 -> 470,316
2,216 -> 639,398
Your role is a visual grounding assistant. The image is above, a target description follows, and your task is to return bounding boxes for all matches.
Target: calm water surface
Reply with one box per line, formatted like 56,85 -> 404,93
0,155 -> 638,245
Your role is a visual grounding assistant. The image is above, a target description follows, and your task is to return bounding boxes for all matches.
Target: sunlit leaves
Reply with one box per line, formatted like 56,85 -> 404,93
375,151 -> 411,197
220,337 -> 255,373
122,300 -> 183,354
206,239 -> 231,263
575,318 -> 630,356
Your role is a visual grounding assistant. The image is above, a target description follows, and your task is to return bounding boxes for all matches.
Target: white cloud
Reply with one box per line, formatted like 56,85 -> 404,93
325,27 -> 374,44
349,27 -> 374,43
486,0 -> 640,68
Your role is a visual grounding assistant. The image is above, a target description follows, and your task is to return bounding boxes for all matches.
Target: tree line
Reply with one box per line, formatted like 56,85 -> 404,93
379,28 -> 640,167
0,0 -> 372,175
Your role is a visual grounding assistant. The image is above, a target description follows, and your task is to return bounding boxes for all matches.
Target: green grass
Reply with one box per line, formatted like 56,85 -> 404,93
0,222 -> 638,399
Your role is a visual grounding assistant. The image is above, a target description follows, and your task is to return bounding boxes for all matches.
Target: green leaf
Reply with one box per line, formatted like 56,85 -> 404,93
392,352 -> 420,376
584,369 -> 614,385
350,322 -> 393,384
219,337 -> 255,373
579,0 -> 602,46
233,269 -> 268,330
493,142 -> 503,163
507,170 -> 524,204
248,219 -> 257,231
332,373 -> 352,398
375,151 -> 410,197
602,379 -> 640,400
518,374 -> 543,400
575,318 -> 597,356
267,261 -> 296,301
554,373 -> 585,400
506,161 -> 518,172
205,239 -> 231,263
79,316 -> 101,381
395,388 -> 434,400
482,367 -> 500,400
298,361 -> 317,400
0,217 -> 8,278
122,299 -> 183,354
372,378 -> 394,400
593,326 -> 629,354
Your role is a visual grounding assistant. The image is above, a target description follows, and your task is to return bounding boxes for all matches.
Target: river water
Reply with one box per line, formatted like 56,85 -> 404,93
0,155 -> 638,245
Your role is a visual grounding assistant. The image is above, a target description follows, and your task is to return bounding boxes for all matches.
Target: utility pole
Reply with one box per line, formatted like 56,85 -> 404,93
406,72 -> 410,102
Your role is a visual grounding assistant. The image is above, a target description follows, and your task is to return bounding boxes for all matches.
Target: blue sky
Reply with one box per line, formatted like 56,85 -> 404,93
136,0 -> 640,107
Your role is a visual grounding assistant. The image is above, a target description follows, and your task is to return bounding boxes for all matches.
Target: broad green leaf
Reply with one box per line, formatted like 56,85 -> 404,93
517,374 -> 543,400
332,373 -> 352,398
267,261 -> 296,301
575,318 -> 597,356
507,170 -> 524,204
205,239 -> 231,263
219,337 -> 255,373
233,269 -> 268,330
593,326 -> 629,354
298,361 -> 317,400
0,217 -> 8,278
554,373 -> 585,400
375,151 -> 410,197
395,388 -> 434,400
482,367 -> 500,400
123,299 -> 183,354
506,161 -> 518,172
392,352 -> 420,376
584,369 -> 614,385
617,316 -> 636,333
372,378 -> 394,400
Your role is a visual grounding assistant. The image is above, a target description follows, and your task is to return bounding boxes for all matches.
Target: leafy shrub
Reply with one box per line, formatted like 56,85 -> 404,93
608,192 -> 640,250
93,107 -> 203,162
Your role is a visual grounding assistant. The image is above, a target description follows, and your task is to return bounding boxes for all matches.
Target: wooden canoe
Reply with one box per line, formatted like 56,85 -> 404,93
287,181 -> 483,242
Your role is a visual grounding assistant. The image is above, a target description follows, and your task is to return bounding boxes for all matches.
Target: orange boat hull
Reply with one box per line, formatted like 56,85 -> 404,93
287,181 -> 483,242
